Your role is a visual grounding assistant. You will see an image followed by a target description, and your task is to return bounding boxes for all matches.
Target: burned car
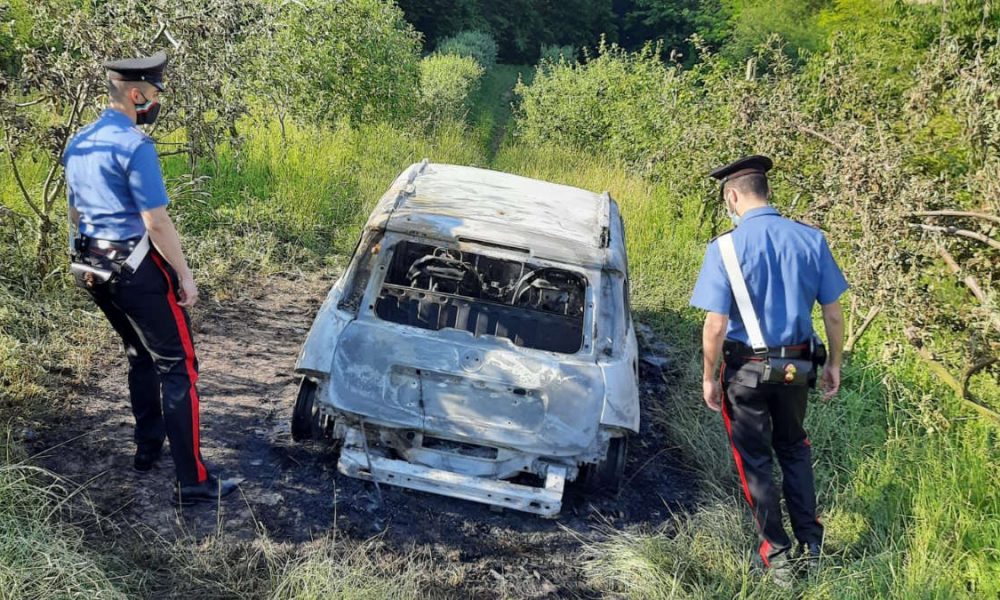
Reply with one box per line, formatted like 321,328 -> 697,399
292,161 -> 639,516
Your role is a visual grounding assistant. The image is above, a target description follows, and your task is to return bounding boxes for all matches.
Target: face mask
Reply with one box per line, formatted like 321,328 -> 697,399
726,196 -> 741,227
134,93 -> 161,125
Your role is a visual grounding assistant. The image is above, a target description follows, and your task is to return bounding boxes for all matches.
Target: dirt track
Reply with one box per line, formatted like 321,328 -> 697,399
32,272 -> 697,598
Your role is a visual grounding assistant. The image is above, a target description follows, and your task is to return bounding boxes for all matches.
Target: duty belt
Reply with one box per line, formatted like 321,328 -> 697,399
83,238 -> 141,261
723,340 -> 811,361
77,234 -> 150,274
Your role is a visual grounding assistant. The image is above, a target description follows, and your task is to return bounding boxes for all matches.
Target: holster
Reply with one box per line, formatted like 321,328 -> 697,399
69,236 -> 124,290
70,261 -> 115,289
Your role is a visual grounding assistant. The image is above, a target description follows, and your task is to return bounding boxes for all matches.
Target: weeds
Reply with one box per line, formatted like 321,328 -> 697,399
0,429 -> 131,600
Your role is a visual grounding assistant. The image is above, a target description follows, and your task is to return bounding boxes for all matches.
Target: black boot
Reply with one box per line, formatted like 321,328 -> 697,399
133,445 -> 163,473
174,474 -> 238,507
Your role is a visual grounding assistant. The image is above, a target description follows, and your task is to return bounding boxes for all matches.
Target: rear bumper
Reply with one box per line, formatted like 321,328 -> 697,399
337,427 -> 567,517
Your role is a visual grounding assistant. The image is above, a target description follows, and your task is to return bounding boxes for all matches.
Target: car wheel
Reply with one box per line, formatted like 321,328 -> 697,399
579,435 -> 627,493
291,377 -> 327,441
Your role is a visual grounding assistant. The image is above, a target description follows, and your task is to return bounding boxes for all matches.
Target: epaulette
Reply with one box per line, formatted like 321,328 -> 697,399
709,228 -> 735,243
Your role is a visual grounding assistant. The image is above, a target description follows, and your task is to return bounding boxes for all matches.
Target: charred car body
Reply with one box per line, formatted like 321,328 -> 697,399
293,161 -> 639,516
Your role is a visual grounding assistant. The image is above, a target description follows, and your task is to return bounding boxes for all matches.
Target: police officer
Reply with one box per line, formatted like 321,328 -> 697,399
62,51 -> 237,505
690,156 -> 847,582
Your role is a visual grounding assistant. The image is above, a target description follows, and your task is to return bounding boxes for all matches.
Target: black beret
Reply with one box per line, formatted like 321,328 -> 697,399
104,51 -> 168,91
709,155 -> 773,181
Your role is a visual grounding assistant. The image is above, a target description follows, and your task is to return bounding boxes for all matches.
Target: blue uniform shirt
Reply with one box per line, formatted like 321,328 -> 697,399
690,206 -> 849,347
63,108 -> 169,241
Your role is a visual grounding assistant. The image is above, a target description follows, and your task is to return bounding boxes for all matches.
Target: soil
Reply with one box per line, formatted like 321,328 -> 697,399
31,272 -> 698,599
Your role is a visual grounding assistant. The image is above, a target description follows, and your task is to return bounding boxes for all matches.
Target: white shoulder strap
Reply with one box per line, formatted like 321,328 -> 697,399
124,232 -> 151,273
717,233 -> 768,353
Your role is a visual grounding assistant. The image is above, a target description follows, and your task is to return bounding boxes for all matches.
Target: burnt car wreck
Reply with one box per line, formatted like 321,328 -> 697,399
293,161 -> 639,516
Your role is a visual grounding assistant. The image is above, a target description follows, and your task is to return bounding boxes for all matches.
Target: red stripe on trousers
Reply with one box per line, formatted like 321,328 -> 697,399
720,365 -> 754,507
152,253 -> 208,483
720,364 -> 772,566
759,540 -> 772,567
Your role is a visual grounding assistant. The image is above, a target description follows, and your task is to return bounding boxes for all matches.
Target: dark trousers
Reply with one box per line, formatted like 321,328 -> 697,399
720,365 -> 824,565
86,250 -> 208,486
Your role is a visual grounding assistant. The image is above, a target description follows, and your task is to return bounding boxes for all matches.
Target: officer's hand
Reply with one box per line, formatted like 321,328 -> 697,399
703,379 -> 722,412
820,365 -> 841,401
177,275 -> 199,308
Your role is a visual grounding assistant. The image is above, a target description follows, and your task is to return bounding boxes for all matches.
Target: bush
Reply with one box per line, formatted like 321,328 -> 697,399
516,40 -> 687,171
539,44 -> 577,64
436,30 -> 498,70
416,54 -> 485,128
255,0 -> 422,126
511,12 -> 1000,597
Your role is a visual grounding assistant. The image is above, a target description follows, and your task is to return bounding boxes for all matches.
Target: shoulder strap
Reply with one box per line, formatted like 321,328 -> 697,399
717,233 -> 768,354
123,233 -> 150,273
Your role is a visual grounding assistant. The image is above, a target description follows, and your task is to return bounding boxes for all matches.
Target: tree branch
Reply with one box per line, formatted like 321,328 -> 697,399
14,98 -> 45,108
963,357 -> 998,394
794,124 -> 848,152
4,146 -> 46,222
158,148 -> 194,157
911,344 -> 1000,424
938,246 -> 991,307
909,222 -> 1000,252
43,83 -> 87,210
845,305 -> 881,353
911,210 -> 1000,226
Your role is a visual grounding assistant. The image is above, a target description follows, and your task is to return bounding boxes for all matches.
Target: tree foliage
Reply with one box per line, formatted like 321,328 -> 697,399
397,0 -> 618,62
416,53 -> 484,128
0,0 -> 423,273
517,1 -> 1000,408
256,0 -> 421,127
435,30 -> 497,70
1,0 -> 267,271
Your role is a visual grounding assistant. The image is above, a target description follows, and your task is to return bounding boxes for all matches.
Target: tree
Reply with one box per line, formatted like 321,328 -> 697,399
0,0 -> 266,273
254,0 -> 421,128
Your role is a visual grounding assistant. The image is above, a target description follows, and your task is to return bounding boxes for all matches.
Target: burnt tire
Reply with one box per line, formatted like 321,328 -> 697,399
291,377 -> 326,442
579,435 -> 627,493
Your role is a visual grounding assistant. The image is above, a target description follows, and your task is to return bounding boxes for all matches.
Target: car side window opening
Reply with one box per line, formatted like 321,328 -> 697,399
338,232 -> 383,313
374,240 -> 587,354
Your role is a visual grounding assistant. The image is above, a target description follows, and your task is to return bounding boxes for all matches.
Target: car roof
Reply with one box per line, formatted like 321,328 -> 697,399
367,162 -> 625,270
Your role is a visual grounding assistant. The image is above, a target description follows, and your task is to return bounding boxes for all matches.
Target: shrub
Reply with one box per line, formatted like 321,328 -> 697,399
416,54 -> 485,127
256,0 -> 422,126
436,30 -> 498,70
516,40 -> 688,172
539,44 -> 577,64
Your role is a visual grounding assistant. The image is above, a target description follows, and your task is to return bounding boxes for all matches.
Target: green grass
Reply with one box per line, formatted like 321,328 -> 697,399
0,432 -> 132,599
468,65 -> 534,157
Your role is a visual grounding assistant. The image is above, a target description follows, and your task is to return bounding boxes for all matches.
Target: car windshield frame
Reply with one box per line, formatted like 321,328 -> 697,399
357,233 -> 600,358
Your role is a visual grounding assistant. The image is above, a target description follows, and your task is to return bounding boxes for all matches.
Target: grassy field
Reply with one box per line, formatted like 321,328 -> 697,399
1,66 -> 998,598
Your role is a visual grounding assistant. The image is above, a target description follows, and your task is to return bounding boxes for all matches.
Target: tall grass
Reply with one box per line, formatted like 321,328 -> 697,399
0,431 -> 132,599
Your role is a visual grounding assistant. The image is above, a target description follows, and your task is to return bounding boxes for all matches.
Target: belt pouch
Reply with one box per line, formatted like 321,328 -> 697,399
70,261 -> 115,289
762,358 -> 813,386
